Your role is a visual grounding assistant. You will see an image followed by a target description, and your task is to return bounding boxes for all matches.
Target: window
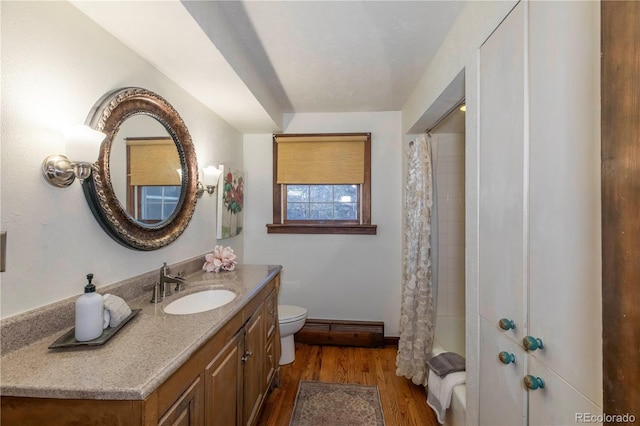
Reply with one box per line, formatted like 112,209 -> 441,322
138,185 -> 180,223
126,137 -> 182,224
267,133 -> 377,235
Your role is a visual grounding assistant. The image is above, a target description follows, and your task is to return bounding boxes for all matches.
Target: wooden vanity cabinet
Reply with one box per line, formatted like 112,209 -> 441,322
154,277 -> 281,426
0,274 -> 280,426
203,287 -> 280,426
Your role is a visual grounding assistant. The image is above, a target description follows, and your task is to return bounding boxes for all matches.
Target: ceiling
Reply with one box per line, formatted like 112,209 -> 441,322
71,1 -> 466,133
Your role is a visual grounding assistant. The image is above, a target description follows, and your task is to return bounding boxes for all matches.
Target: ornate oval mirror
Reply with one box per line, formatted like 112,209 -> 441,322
82,87 -> 198,250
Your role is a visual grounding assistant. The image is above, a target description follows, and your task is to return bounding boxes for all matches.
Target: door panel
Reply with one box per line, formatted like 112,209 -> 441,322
479,317 -> 527,426
158,377 -> 202,426
528,357 -> 602,426
243,308 -> 264,426
478,0 -> 526,344
205,332 -> 243,426
528,0 -> 602,406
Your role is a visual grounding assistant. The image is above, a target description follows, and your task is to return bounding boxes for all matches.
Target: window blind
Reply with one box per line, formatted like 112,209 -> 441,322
275,134 -> 366,184
127,138 -> 181,186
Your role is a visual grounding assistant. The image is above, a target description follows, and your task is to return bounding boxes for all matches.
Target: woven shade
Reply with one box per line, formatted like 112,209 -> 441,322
127,138 -> 181,186
276,134 -> 366,184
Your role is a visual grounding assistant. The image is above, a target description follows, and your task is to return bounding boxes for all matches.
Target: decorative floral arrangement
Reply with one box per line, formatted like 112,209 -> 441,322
203,246 -> 237,273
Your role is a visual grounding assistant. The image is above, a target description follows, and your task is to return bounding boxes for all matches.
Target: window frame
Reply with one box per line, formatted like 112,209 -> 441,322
267,133 -> 377,235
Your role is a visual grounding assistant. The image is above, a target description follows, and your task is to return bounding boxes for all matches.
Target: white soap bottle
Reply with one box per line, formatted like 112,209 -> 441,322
75,273 -> 104,342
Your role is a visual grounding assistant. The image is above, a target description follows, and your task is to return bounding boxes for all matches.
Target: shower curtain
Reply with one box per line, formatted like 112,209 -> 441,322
396,133 -> 437,386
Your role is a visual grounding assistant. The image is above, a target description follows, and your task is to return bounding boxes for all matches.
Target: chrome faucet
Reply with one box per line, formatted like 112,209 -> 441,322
145,263 -> 188,303
160,262 -> 187,295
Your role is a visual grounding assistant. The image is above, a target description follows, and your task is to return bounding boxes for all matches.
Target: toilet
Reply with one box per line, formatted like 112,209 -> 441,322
278,305 -> 307,365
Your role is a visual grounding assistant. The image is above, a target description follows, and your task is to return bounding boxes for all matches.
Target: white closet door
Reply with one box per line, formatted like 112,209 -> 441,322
478,5 -> 528,423
479,317 -> 527,425
527,357 -> 603,426
528,0 -> 602,407
478,1 -> 527,344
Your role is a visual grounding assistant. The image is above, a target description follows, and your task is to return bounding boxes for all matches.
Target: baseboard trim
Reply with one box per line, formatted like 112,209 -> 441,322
295,319 -> 385,348
383,336 -> 399,347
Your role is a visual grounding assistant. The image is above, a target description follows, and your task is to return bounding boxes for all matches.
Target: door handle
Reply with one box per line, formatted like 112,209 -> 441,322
498,351 -> 516,365
241,350 -> 253,363
499,318 -> 516,331
524,375 -> 545,390
523,336 -> 544,351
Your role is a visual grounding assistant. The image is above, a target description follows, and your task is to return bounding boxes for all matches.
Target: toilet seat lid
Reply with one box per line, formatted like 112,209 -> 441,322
279,305 -> 307,323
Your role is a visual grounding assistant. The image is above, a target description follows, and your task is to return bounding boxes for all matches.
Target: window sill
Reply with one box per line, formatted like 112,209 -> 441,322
266,223 -> 377,235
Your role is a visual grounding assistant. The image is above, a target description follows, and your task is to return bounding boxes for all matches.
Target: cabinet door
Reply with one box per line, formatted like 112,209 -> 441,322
243,307 -> 264,426
263,290 -> 278,389
479,317 -> 527,425
528,0 -> 602,407
158,376 -> 202,426
478,3 -> 528,424
205,331 -> 243,426
478,0 -> 527,344
264,337 -> 276,390
264,290 -> 277,342
527,357 -> 602,426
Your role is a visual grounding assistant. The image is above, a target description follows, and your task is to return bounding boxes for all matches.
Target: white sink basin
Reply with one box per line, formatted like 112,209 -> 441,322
164,289 -> 236,315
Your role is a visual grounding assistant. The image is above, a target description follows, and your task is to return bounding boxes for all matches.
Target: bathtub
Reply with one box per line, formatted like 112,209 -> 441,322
431,315 -> 466,426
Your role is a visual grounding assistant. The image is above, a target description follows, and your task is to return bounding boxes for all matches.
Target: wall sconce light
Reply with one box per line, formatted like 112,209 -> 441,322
196,165 -> 223,198
41,125 -> 106,187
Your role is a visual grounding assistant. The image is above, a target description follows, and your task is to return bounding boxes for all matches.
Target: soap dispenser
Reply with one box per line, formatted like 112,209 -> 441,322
75,273 -> 104,342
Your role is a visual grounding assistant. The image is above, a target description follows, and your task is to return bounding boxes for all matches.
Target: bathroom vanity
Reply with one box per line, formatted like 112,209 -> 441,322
0,264 -> 281,426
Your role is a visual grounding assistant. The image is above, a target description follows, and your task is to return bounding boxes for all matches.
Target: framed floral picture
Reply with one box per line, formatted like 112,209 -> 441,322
217,165 -> 244,239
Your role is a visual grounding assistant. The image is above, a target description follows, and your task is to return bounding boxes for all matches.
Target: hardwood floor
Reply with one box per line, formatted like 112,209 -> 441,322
257,343 -> 438,426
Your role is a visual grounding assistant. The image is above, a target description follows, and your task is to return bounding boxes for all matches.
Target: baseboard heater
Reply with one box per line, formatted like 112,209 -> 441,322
295,319 -> 385,348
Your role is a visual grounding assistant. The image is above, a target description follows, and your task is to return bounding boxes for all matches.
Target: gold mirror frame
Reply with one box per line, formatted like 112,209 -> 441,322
82,87 -> 198,250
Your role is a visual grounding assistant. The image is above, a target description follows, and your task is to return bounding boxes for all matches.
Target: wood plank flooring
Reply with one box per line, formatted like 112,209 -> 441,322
257,343 -> 438,426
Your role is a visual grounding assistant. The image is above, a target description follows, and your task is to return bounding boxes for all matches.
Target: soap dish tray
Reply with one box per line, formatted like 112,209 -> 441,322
49,309 -> 141,349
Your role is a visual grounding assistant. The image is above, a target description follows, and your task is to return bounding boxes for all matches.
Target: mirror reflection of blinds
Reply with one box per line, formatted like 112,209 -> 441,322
127,138 -> 181,186
275,134 -> 366,184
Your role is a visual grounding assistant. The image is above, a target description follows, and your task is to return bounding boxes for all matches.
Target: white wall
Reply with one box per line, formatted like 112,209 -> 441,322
401,2 -> 518,424
243,112 -> 403,335
402,1 -> 601,423
402,0 -> 517,134
0,1 -> 243,318
432,134 -> 465,318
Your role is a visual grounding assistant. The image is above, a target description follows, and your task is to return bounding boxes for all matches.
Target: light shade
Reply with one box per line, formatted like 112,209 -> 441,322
64,125 -> 106,163
203,166 -> 223,187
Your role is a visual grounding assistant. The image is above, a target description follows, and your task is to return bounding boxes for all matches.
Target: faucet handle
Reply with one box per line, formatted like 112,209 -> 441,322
143,281 -> 163,304
174,271 -> 186,292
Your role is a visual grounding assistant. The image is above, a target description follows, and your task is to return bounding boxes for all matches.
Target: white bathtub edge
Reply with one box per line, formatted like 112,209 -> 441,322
431,340 -> 467,426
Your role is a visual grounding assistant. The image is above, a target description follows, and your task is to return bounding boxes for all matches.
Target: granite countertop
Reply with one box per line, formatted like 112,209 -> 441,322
0,264 -> 281,401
